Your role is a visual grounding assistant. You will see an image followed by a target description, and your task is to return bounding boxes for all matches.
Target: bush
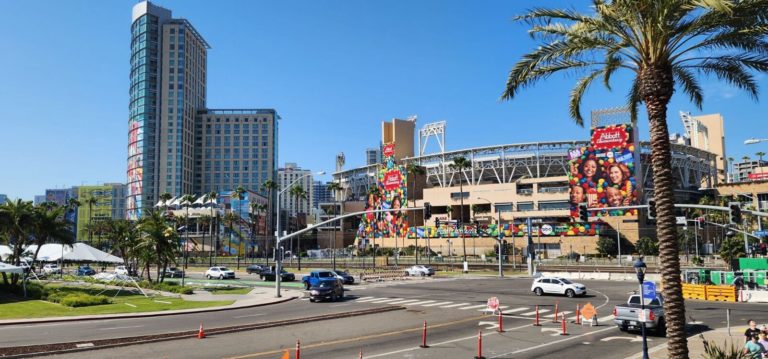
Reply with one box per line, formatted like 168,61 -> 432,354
152,281 -> 194,295
59,294 -> 111,307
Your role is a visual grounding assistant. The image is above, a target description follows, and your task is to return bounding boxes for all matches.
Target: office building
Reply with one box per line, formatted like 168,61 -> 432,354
0,194 -> 7,204
127,2 -> 277,219
733,159 -> 768,182
312,181 -> 334,209
34,195 -> 47,206
278,163 -> 314,216
76,184 -> 127,243
365,147 -> 381,166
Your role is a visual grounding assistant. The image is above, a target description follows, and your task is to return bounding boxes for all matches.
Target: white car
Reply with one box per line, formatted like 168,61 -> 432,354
115,265 -> 129,276
205,266 -> 236,280
531,277 -> 587,298
404,265 -> 435,277
42,264 -> 61,275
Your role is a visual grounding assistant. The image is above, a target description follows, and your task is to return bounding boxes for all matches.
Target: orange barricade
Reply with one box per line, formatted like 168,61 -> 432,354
705,285 -> 737,302
682,283 -> 707,300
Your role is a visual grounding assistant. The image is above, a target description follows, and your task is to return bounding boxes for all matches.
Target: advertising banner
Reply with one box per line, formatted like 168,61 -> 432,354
748,172 -> 768,180
357,143 -> 409,241
568,123 -> 639,218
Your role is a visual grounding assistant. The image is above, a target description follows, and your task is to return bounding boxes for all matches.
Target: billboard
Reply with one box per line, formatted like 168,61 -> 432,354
568,123 -> 639,218
357,143 -> 408,241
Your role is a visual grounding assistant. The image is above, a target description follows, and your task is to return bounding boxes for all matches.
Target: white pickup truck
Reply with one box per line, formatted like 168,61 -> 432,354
613,293 -> 666,336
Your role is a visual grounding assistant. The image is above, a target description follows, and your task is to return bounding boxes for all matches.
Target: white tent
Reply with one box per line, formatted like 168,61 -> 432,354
24,244 -> 72,262
0,245 -> 11,260
0,262 -> 24,274
63,243 -> 124,263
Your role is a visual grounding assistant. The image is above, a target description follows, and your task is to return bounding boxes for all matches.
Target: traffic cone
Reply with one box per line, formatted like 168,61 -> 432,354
197,322 -> 206,339
281,350 -> 290,359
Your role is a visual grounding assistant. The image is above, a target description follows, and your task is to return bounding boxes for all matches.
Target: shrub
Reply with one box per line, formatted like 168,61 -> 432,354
59,294 -> 111,307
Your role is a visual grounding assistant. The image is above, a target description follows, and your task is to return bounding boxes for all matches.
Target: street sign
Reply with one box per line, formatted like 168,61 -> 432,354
581,303 -> 596,320
486,297 -> 500,312
754,231 -> 768,238
675,216 -> 687,225
642,281 -> 656,300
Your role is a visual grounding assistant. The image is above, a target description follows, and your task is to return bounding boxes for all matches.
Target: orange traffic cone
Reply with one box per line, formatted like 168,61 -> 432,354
281,350 -> 290,359
197,322 -> 206,339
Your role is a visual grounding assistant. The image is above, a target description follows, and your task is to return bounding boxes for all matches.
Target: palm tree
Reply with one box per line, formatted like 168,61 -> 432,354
501,2 -> 768,356
261,179 -> 279,256
742,156 -> 751,162
67,198 -> 81,241
84,196 -> 98,245
0,199 -> 36,285
289,185 -> 308,268
159,192 -> 173,211
233,186 -> 246,258
757,152 -> 766,164
449,156 -> 471,263
249,202 -> 266,260
203,191 -> 218,266
199,214 -> 211,263
102,219 -> 138,269
136,210 -> 179,282
223,212 -> 238,256
30,205 -> 75,265
327,181 -> 344,270
180,194 -> 196,270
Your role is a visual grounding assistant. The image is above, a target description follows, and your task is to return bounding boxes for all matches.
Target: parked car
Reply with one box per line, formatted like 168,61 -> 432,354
333,270 -> 355,285
163,267 -> 185,278
76,265 -> 96,276
260,267 -> 295,282
309,280 -> 344,302
405,265 -> 435,277
246,264 -> 266,274
613,293 -> 665,335
114,265 -> 129,276
302,270 -> 340,290
530,277 -> 587,297
205,266 -> 235,280
42,264 -> 61,275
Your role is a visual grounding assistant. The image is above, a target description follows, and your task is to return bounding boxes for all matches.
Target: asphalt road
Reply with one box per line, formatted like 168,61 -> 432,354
10,276 -> 763,359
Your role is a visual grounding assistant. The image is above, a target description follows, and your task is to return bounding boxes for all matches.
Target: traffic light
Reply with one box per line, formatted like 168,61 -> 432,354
423,202 -> 432,220
729,202 -> 742,225
647,199 -> 657,220
578,203 -> 589,222
435,218 -> 440,227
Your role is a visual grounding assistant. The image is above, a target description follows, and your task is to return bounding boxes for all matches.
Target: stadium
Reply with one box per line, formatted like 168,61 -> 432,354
330,109 -> 722,258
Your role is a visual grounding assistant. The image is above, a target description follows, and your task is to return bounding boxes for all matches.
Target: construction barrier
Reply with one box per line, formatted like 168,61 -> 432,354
682,283 -> 707,300
706,285 -> 737,302
741,290 -> 768,303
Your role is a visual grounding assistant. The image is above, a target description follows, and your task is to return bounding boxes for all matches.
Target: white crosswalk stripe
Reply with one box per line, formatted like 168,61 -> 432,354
520,309 -> 550,316
550,311 -> 572,318
406,300 -> 437,306
367,298 -> 403,303
459,304 -> 488,310
440,302 -> 471,308
421,301 -> 454,307
478,305 -> 509,312
387,299 -> 421,305
355,297 -> 376,302
501,307 -> 529,314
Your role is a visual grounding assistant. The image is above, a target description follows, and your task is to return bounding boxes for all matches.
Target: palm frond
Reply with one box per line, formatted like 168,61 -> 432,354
569,70 -> 604,126
692,59 -> 759,99
672,67 -> 703,108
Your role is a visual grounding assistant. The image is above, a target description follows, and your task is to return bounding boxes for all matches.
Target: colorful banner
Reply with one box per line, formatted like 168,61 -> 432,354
748,172 -> 768,180
357,143 -> 408,241
568,123 -> 639,218
406,222 -> 601,239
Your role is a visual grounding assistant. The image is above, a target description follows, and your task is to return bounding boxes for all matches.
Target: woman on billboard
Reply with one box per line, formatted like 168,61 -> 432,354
580,158 -> 600,183
606,162 -> 631,188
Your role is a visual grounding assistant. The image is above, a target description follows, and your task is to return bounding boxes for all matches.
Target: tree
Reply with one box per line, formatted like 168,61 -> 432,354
719,237 -> 745,270
636,237 -> 660,256
757,152 -> 766,164
233,186 -> 246,257
0,199 -> 35,285
405,163 -> 426,210
261,179 -> 278,255
84,196 -> 98,245
501,2 -> 768,356
203,191 -> 218,265
136,210 -> 179,282
159,192 -> 173,210
67,198 -> 81,241
30,205 -> 75,265
180,194 -> 196,268
596,236 -> 618,257
327,181 -> 344,270
449,156 -> 471,262
249,202 -> 266,258
289,185 -> 308,266
102,219 -> 138,270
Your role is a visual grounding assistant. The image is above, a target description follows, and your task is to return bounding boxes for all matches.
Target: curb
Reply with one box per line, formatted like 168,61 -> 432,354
0,293 -> 300,326
0,306 -> 405,358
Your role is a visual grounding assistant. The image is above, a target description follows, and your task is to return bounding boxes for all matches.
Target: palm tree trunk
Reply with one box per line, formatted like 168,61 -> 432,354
641,66 -> 687,359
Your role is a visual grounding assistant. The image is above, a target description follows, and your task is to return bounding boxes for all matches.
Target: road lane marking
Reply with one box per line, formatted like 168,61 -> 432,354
601,336 -> 651,342
459,304 -> 488,310
387,299 -> 421,305
355,297 -> 382,302
501,307 -> 529,314
421,301 -> 454,307
354,296 -> 375,301
490,326 -> 616,358
520,309 -> 550,316
406,300 -> 437,306
478,305 -> 510,312
102,325 -> 143,331
233,313 -> 268,319
367,298 -> 402,303
597,315 -> 615,323
330,303 -> 351,307
440,302 -> 470,308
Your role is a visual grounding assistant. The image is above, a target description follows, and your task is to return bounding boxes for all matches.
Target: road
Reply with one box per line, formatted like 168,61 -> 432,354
6,276 -> 759,359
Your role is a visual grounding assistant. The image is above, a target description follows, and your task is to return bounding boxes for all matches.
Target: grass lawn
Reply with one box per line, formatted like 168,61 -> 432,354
0,286 -> 233,320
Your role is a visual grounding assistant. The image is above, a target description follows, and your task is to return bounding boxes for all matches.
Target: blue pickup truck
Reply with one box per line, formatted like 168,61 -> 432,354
302,270 -> 340,290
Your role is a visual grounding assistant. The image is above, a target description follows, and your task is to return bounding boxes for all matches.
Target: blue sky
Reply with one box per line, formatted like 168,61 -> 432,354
0,1 -> 765,201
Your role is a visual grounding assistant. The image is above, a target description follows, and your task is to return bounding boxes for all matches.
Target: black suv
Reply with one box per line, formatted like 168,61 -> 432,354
246,264 -> 266,274
309,280 -> 344,302
163,267 -> 185,278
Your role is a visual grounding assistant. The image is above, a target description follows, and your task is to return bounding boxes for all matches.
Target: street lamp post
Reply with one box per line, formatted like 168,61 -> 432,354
633,257 -> 649,359
275,171 -> 325,298
745,138 -> 768,145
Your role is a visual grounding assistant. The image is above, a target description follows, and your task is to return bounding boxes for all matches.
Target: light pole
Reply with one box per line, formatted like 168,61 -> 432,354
275,170 -> 325,298
633,257 -> 649,359
745,138 -> 768,145
478,197 -> 503,278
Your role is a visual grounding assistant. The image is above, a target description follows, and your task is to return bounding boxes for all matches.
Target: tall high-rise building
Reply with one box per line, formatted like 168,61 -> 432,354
312,180 -> 333,208
0,194 -> 7,204
76,184 -> 127,243
365,147 -> 381,166
127,2 -> 277,219
278,163 -> 314,216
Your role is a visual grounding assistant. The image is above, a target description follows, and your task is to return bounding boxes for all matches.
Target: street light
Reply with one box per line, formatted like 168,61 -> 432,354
275,170 -> 325,298
745,138 -> 768,145
477,197 -> 504,278
633,257 -> 649,359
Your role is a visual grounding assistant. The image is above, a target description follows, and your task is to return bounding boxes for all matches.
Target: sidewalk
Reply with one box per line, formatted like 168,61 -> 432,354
628,326 -> 749,359
0,286 -> 303,325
